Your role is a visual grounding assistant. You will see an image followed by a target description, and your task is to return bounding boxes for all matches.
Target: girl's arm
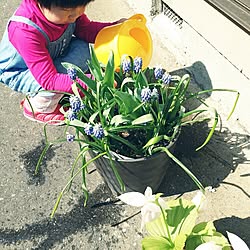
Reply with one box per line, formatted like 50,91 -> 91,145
8,23 -> 85,93
74,14 -> 119,43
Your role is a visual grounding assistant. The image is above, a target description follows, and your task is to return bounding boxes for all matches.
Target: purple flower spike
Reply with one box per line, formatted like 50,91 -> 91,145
141,87 -> 152,102
133,57 -> 143,74
84,123 -> 94,136
154,67 -> 164,80
122,57 -> 132,74
67,109 -> 77,121
69,95 -> 82,112
93,124 -> 105,139
66,134 -> 75,142
162,72 -> 172,85
67,67 -> 77,80
151,88 -> 159,100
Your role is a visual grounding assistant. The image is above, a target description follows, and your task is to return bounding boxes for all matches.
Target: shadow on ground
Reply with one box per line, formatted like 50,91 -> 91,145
0,184 -> 124,250
158,123 -> 250,195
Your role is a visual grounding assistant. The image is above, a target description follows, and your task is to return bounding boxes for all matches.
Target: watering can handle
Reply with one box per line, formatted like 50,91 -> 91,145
128,14 -> 146,24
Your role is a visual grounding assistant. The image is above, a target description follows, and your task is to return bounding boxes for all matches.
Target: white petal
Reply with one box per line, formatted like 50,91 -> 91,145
227,231 -> 249,250
158,197 -> 168,210
118,192 -> 146,207
195,242 -> 222,250
144,186 -> 153,198
140,203 -> 161,229
192,191 -> 205,209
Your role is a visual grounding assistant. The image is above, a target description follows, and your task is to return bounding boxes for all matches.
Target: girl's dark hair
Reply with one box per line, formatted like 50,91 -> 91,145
37,0 -> 94,9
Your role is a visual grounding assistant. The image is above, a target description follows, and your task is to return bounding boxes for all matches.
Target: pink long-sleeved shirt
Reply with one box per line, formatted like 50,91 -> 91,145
8,0 -> 116,93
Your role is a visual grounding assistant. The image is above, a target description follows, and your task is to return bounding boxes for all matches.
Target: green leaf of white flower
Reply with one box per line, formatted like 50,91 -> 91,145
194,242 -> 222,250
166,199 -> 198,239
145,213 -> 169,238
142,236 -> 173,250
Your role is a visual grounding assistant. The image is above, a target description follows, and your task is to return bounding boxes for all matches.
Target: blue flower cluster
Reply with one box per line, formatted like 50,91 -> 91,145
133,57 -> 143,74
122,57 -> 131,74
67,109 -> 78,121
162,72 -> 172,85
154,67 -> 172,84
67,95 -> 85,121
141,87 -> 159,103
84,123 -> 104,139
121,56 -> 143,75
69,96 -> 85,112
67,68 -> 77,80
66,133 -> 75,142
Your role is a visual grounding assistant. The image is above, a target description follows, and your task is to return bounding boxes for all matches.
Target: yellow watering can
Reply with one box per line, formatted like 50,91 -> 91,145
94,14 -> 153,69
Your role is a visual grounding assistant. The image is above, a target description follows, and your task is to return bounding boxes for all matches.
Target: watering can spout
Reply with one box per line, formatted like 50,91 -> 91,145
94,14 -> 153,69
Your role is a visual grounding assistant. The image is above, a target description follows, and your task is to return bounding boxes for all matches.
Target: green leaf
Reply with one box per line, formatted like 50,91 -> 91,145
69,119 -> 86,128
143,135 -> 164,149
146,214 -> 170,238
173,233 -> 187,250
132,114 -> 154,125
157,147 -> 205,192
88,45 -> 103,81
185,229 -> 231,250
166,199 -> 198,239
110,115 -> 131,126
103,51 -> 115,88
135,71 -> 149,89
114,91 -> 142,116
191,221 -> 216,235
142,236 -> 173,250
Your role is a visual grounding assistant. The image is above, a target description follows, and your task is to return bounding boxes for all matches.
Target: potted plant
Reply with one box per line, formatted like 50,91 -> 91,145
118,187 -> 249,250
36,45 -> 239,217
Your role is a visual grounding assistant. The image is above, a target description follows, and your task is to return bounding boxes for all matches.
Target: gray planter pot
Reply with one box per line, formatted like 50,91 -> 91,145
90,136 -> 178,196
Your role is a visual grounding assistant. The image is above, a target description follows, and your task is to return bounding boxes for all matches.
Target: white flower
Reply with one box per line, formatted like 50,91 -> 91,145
192,190 -> 206,210
195,242 -> 222,250
227,231 -> 249,250
118,186 -> 167,230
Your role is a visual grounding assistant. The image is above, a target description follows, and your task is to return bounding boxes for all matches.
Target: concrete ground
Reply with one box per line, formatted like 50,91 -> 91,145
0,0 -> 249,249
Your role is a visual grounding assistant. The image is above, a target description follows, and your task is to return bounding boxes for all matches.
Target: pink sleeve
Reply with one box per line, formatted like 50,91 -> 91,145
8,22 -> 86,93
74,14 -> 118,43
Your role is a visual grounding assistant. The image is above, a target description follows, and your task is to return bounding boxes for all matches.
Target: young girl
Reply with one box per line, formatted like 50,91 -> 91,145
0,0 -> 126,124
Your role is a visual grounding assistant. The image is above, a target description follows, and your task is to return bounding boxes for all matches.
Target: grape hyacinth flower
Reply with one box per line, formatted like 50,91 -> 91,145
141,87 -> 152,103
67,109 -> 77,121
69,95 -> 82,112
66,133 -> 75,142
122,57 -> 132,74
162,72 -> 172,85
133,57 -> 143,74
84,123 -> 94,136
151,87 -> 159,100
93,124 -> 105,139
67,67 -> 77,80
154,66 -> 164,80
